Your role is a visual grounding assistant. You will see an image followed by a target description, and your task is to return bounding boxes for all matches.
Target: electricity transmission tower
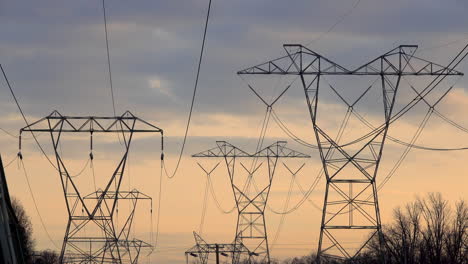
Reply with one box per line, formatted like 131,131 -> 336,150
185,232 -> 250,264
80,190 -> 154,264
192,141 -> 310,263
238,44 -> 464,262
19,110 -> 163,264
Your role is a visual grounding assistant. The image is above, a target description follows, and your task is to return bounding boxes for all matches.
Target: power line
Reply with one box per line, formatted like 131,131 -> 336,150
352,107 -> 468,151
196,162 -> 235,216
265,105 -> 353,216
0,127 -> 18,138
323,74 -> 467,149
418,34 -> 468,53
101,0 -> 126,148
362,108 -> 433,198
251,61 -> 468,152
271,109 -> 318,149
288,105 -> 457,216
102,0 -> 117,116
250,106 -> 272,171
199,173 -> 210,235
270,79 -> 468,152
67,158 -> 91,178
199,161 -> 236,214
307,47 -> 468,150
270,163 -> 304,252
154,156 -> 164,252
387,45 -> 468,125
267,169 -> 324,215
206,172 -> 236,214
90,159 -> 97,192
267,107 -> 353,215
242,90 -> 353,217
0,64 -> 58,170
3,155 -> 17,169
236,107 -> 272,211
163,0 -> 213,179
434,109 -> 468,134
235,0 -> 364,176
304,0 -> 362,47
250,48 -> 468,220
293,77 -> 465,215
238,43 -> 467,261
20,158 -> 60,250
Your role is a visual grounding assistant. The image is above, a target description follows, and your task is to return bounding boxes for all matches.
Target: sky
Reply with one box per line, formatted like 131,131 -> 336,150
1,0 -> 468,263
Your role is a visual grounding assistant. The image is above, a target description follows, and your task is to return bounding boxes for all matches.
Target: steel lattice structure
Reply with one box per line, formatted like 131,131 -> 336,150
192,141 -> 310,263
19,111 -> 162,264
185,232 -> 251,264
79,190 -> 154,264
238,44 -> 465,262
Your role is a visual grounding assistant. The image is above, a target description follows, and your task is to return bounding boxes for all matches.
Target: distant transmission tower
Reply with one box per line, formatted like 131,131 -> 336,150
185,232 -> 250,264
238,44 -> 464,262
192,141 -> 310,263
19,111 -> 163,264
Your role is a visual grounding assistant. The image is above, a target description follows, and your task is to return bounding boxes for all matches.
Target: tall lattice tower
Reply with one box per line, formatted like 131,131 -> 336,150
19,111 -> 162,263
192,141 -> 309,263
238,44 -> 464,262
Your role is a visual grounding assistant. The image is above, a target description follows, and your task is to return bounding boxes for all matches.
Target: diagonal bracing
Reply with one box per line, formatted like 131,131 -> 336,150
185,232 -> 251,264
19,111 -> 162,264
193,141 -> 310,263
238,44 -> 465,263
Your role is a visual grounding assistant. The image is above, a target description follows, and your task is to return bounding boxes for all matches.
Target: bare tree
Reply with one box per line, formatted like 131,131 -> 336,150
379,201 -> 422,264
444,200 -> 468,264
418,193 -> 450,264
11,197 -> 35,263
363,193 -> 467,264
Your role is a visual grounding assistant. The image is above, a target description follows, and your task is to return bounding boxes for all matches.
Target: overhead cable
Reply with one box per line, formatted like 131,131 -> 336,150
20,159 -> 60,250
163,0 -> 213,179
304,0 -> 362,47
0,64 -> 58,170
102,0 -> 117,116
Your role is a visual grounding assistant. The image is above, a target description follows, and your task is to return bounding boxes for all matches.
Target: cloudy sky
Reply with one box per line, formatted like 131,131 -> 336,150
1,0 -> 468,263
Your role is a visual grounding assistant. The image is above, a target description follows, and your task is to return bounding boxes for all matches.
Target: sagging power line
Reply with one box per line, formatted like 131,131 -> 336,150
238,43 -> 467,263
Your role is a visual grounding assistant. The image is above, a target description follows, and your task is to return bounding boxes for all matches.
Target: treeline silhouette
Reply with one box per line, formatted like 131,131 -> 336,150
13,192 -> 467,264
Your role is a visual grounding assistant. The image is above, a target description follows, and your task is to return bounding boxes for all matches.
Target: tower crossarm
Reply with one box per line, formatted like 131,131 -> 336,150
20,110 -> 163,133
352,45 -> 464,76
83,189 -> 152,201
192,141 -> 250,158
238,44 -> 349,75
238,44 -> 464,76
115,239 -> 153,249
193,141 -> 311,158
252,141 -> 311,158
